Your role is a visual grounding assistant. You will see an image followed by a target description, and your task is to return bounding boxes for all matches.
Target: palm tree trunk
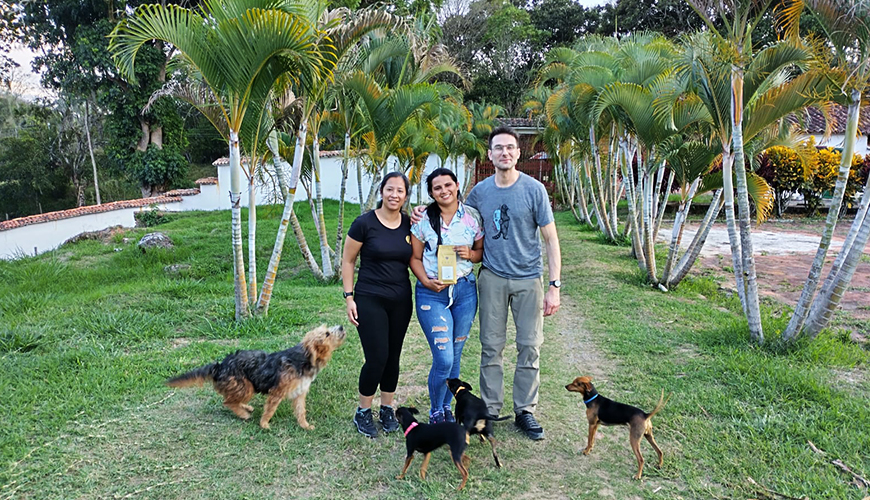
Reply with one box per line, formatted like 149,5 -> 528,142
653,168 -> 674,243
290,210 -> 326,281
783,90 -> 861,341
721,150 -> 747,312
229,130 -> 250,320
84,98 -> 101,205
621,144 -> 647,275
312,135 -> 334,278
803,172 -> 870,336
357,155 -> 365,214
668,189 -> 724,289
247,172 -> 257,308
462,157 -> 476,196
335,131 -> 351,274
641,164 -> 658,283
803,208 -> 870,337
731,62 -> 763,343
256,124 -> 308,315
590,125 -> 615,239
660,177 -> 700,287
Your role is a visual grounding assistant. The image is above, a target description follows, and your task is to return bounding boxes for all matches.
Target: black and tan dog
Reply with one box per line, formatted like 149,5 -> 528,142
446,377 -> 510,468
395,407 -> 471,491
166,324 -> 345,430
565,376 -> 669,479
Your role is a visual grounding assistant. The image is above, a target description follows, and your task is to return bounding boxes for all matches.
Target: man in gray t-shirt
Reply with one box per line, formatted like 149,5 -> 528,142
466,126 -> 562,441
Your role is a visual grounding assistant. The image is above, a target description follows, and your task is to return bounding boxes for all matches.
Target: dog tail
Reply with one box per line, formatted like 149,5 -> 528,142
166,363 -> 216,388
645,389 -> 672,420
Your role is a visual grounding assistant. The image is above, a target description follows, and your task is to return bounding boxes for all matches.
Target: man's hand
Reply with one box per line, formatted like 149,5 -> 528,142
543,287 -> 560,317
410,205 -> 426,224
454,245 -> 472,260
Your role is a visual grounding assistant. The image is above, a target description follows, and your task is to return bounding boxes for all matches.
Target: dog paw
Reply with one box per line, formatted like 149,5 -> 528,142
301,423 -> 315,430
395,475 -> 405,480
259,422 -> 271,430
242,404 -> 254,412
582,448 -> 592,455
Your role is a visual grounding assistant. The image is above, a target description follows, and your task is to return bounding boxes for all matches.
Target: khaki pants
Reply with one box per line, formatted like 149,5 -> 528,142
477,267 -> 544,416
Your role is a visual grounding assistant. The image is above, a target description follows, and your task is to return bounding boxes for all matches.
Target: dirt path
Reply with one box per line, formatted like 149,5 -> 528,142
668,221 -> 870,337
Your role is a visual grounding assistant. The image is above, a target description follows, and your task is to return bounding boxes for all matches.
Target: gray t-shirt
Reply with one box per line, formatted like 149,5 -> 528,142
465,172 -> 554,279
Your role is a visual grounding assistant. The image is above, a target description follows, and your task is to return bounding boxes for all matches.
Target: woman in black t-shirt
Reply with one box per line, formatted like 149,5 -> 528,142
341,172 -> 413,438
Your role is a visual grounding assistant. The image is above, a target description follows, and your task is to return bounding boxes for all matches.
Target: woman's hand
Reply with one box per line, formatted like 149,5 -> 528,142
426,278 -> 448,293
346,298 -> 359,326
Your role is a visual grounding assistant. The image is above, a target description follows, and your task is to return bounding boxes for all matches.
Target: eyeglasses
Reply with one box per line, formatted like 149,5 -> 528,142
491,145 -> 517,153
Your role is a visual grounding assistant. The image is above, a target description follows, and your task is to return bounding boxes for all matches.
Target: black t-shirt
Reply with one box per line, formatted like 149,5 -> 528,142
347,210 -> 412,300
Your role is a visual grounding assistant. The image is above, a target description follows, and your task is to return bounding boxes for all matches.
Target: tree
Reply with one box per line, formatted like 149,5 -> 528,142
528,0 -> 597,51
19,0 -> 188,199
684,0 -> 836,344
441,0 -> 546,113
595,0 -> 703,38
780,0 -> 870,340
110,0 -> 334,320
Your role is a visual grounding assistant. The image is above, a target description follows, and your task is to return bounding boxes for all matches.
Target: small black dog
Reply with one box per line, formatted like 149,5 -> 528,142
446,378 -> 510,467
395,407 -> 471,491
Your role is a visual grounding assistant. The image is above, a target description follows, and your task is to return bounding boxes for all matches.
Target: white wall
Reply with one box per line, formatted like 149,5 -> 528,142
804,134 -> 870,156
0,153 -> 474,260
1,207 -> 140,259
208,154 -> 472,209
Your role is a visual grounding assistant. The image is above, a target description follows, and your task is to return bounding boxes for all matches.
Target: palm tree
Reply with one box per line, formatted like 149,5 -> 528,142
109,0 -> 333,320
463,101 -> 504,194
685,0 -> 781,343
780,0 -> 870,339
668,14 -> 835,341
345,71 -> 443,209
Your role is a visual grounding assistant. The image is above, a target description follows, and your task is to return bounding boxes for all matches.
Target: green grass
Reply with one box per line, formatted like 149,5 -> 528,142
1,205 -> 867,499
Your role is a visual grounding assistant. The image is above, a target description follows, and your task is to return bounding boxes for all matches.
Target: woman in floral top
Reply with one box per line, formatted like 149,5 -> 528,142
410,168 -> 484,423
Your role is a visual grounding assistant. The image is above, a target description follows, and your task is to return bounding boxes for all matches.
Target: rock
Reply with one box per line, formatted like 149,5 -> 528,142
138,232 -> 174,252
164,264 -> 191,275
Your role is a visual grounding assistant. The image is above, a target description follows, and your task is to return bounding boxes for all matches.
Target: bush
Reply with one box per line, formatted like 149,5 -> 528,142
134,205 -> 173,227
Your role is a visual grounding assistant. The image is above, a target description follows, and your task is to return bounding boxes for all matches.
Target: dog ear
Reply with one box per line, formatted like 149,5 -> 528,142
465,381 -> 473,391
409,407 -> 419,415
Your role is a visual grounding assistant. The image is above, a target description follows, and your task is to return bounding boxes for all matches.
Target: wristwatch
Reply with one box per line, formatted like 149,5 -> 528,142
548,280 -> 561,288
343,291 -> 354,298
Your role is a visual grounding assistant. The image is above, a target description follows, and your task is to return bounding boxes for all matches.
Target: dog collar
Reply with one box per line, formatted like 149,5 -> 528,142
584,394 -> 599,404
454,386 -> 467,394
404,421 -> 419,437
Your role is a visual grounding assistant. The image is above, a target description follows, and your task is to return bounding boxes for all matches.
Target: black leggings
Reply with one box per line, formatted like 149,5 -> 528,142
355,293 -> 413,397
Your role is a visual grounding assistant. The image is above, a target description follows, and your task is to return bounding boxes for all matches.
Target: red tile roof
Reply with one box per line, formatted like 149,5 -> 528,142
798,104 -> 870,135
164,188 -> 201,197
0,196 -> 182,232
195,177 -> 218,185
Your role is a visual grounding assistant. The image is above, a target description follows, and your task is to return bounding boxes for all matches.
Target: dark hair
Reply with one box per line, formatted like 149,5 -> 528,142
376,171 -> 410,209
425,168 -> 461,246
488,126 -> 520,149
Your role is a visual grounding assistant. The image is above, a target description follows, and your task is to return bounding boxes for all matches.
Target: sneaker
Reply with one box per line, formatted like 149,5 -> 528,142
515,411 -> 544,441
429,410 -> 445,424
443,408 -> 455,423
353,408 -> 378,438
379,405 -> 400,433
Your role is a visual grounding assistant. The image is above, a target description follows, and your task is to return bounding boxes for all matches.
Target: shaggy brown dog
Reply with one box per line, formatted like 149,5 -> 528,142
167,324 -> 345,430
566,376 -> 669,479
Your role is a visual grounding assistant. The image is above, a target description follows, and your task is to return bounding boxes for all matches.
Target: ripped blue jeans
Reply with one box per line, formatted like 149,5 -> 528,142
415,275 -> 478,415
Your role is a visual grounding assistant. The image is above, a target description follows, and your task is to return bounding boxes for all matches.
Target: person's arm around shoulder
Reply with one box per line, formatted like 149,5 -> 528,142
540,222 -> 561,317
341,235 -> 363,326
